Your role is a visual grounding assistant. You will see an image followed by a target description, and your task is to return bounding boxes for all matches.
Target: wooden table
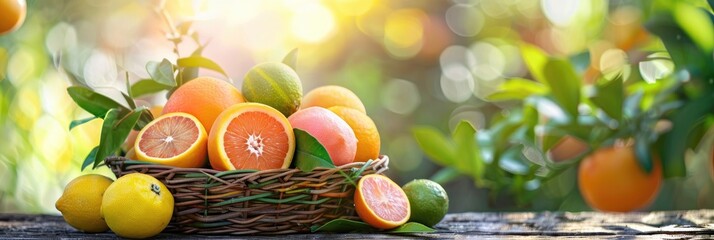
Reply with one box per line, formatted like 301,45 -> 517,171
2,210 -> 714,239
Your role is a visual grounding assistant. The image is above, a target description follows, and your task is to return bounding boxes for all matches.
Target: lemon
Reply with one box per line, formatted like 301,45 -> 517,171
101,173 -> 174,239
55,174 -> 113,233
402,179 -> 449,227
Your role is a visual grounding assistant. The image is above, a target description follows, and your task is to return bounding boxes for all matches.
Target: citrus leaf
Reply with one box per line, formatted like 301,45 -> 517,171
487,78 -> 547,101
543,59 -> 581,117
177,56 -> 228,77
121,91 -> 136,110
282,48 -> 299,70
590,74 -> 624,121
311,219 -> 374,233
635,138 -> 653,173
124,74 -> 133,100
81,146 -> 99,171
520,43 -> 549,84
293,129 -> 334,172
69,116 -> 97,131
146,59 -> 176,87
67,86 -> 127,118
93,108 -> 143,169
660,93 -> 714,177
499,146 -> 529,175
413,126 -> 455,166
452,120 -> 483,180
130,79 -> 172,98
673,3 -> 714,52
429,167 -> 460,185
388,222 -> 435,234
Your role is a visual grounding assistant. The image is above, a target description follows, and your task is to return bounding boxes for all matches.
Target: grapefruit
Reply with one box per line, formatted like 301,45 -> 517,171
354,174 -> 410,230
301,85 -> 366,113
208,103 -> 295,171
329,106 -> 380,162
163,77 -> 245,132
288,107 -> 357,166
578,144 -> 662,212
134,112 -> 208,168
242,62 -> 303,117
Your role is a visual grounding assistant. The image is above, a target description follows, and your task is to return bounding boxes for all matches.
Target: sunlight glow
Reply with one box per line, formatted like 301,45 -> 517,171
291,3 -> 336,43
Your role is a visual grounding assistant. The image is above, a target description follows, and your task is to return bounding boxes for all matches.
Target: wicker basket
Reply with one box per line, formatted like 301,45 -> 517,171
104,156 -> 389,235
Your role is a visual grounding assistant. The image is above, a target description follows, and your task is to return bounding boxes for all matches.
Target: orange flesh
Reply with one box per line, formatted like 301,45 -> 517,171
361,176 -> 409,222
223,111 -> 289,169
138,116 -> 199,158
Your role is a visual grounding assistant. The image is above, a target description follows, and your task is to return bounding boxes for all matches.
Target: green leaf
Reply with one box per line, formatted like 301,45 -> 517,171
293,129 -> 335,172
590,74 -> 624,121
674,3 -> 714,52
67,86 -> 127,118
486,78 -> 547,101
520,43 -> 549,84
69,116 -> 97,130
124,73 -> 133,99
81,146 -> 99,171
660,93 -> 714,177
177,56 -> 228,77
430,167 -> 460,184
93,108 -> 143,169
709,0 -> 714,11
499,146 -> 529,175
146,59 -> 176,87
130,79 -> 172,98
282,48 -> 299,70
452,121 -> 483,180
635,138 -> 653,173
311,219 -> 374,233
121,91 -> 136,110
543,59 -> 582,117
413,126 -> 455,166
311,219 -> 434,234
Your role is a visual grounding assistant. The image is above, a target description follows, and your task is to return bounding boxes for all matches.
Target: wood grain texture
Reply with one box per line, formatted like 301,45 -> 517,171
2,210 -> 714,239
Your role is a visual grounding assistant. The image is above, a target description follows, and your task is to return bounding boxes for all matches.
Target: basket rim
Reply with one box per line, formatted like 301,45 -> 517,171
104,155 -> 390,175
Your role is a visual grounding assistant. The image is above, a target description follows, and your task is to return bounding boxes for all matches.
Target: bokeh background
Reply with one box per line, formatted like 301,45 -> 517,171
1,0 -> 713,214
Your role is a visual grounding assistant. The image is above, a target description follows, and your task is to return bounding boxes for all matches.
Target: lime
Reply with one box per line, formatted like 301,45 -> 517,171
242,62 -> 303,117
402,179 -> 449,227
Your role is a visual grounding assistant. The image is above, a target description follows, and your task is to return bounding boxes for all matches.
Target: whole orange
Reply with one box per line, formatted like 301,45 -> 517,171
0,0 -> 25,35
578,145 -> 662,212
301,85 -> 366,113
328,106 -> 380,162
162,77 -> 244,132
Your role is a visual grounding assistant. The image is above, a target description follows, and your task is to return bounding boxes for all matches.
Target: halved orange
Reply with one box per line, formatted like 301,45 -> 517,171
354,174 -> 411,229
134,112 -> 207,168
208,103 -> 295,171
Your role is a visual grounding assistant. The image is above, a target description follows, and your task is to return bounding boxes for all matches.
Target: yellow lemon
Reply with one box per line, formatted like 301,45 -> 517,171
101,173 -> 174,239
55,174 -> 113,233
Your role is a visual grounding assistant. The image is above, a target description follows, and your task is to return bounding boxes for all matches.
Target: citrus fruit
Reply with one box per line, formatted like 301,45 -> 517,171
354,174 -> 410,229
101,173 -> 173,239
547,135 -> 589,162
288,107 -> 357,166
163,77 -> 245,132
208,103 -> 295,171
328,106 -> 380,162
0,0 -> 25,35
122,105 -> 164,152
301,85 -> 366,113
55,174 -> 113,233
134,112 -> 208,168
578,144 -> 662,212
242,62 -> 303,117
402,179 -> 449,227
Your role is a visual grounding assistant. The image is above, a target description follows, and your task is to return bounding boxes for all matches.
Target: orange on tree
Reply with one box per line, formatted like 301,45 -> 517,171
354,174 -> 410,230
0,0 -> 25,35
162,77 -> 245,132
208,103 -> 295,171
301,85 -> 367,113
578,144 -> 662,212
329,106 -> 380,162
134,112 -> 208,168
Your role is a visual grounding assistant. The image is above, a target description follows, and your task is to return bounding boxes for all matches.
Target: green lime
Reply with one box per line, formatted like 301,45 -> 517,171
402,179 -> 449,227
242,62 -> 303,117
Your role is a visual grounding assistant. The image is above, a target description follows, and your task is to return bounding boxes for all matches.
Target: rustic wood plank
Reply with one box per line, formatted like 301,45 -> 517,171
1,210 -> 714,238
